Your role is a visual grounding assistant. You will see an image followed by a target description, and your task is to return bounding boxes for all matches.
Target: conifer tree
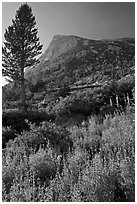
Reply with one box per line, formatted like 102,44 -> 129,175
2,3 -> 43,111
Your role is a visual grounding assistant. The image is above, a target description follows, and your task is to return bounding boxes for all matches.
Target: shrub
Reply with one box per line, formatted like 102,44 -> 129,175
2,165 -> 15,195
2,110 -> 56,146
101,113 -> 135,160
29,148 -> 57,185
2,143 -> 29,195
69,116 -> 104,160
6,121 -> 73,156
2,110 -> 30,132
2,108 -> 134,202
2,126 -> 17,148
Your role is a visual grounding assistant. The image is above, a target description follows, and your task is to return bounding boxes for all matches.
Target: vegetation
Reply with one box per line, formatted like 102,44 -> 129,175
2,108 -> 135,201
2,3 -> 42,111
44,74 -> 134,121
2,63 -> 135,202
2,5 -> 135,202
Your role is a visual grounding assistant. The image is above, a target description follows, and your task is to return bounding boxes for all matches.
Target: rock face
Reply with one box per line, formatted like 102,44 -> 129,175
43,35 -> 79,61
40,35 -> 99,62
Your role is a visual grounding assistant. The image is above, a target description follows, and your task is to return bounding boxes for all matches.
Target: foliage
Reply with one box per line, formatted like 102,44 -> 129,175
4,120 -> 72,155
2,110 -> 56,148
2,126 -> 17,148
2,109 -> 54,128
2,109 -> 135,201
46,74 -> 134,120
29,148 -> 57,184
2,26 -> 135,202
2,3 -> 42,111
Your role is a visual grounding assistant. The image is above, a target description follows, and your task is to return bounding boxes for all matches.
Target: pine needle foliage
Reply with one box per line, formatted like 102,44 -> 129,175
2,3 -> 43,111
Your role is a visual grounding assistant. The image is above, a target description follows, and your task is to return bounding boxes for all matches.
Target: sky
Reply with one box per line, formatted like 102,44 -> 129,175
2,1 -> 135,85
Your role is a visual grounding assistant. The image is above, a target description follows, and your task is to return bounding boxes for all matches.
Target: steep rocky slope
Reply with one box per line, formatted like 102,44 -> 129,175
25,35 -> 135,89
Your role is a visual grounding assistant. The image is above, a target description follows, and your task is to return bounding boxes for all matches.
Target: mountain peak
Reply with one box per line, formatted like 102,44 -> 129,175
25,35 -> 135,86
42,34 -> 81,61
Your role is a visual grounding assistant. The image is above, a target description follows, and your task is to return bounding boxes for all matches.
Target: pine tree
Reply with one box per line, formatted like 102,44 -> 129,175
2,3 -> 43,111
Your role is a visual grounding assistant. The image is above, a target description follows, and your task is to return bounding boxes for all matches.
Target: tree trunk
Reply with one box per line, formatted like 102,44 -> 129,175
21,80 -> 26,112
20,66 -> 27,112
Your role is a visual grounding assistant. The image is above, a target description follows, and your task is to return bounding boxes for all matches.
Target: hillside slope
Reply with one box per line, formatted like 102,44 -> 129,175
24,35 -> 134,89
3,35 -> 135,109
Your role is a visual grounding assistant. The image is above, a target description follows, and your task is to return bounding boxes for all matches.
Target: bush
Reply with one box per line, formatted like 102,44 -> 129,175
2,126 -> 17,148
2,110 -> 56,146
2,143 -> 29,195
101,113 -> 135,160
6,121 -> 73,156
2,165 -> 15,195
2,110 -> 30,132
29,148 -> 57,184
